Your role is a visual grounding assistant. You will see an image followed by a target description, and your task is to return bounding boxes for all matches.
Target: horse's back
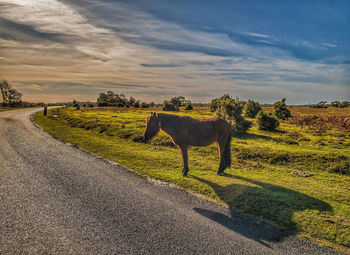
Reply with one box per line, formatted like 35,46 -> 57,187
180,116 -> 231,146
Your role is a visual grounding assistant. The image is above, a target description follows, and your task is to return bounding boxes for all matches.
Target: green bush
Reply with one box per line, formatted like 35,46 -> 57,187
273,98 -> 291,120
162,101 -> 179,111
311,101 -> 328,108
256,111 -> 279,131
134,101 -> 141,108
184,103 -> 193,110
212,95 -> 251,134
210,94 -> 231,112
331,101 -> 349,108
141,102 -> 150,108
244,100 -> 262,118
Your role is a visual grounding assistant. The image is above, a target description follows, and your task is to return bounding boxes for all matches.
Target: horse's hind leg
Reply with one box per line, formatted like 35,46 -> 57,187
179,145 -> 189,177
216,138 -> 227,175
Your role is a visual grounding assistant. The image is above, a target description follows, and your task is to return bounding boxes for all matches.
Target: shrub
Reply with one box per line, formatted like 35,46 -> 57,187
141,102 -> 150,108
311,101 -> 328,108
184,103 -> 193,110
72,99 -> 80,109
212,95 -> 251,134
244,100 -> 262,118
331,101 -> 341,108
210,94 -> 231,112
232,118 -> 252,134
162,100 -> 179,111
341,101 -> 349,108
256,111 -> 279,131
134,101 -> 141,108
273,98 -> 291,120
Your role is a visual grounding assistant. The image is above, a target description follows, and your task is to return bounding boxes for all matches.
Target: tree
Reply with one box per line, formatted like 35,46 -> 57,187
141,102 -> 150,108
170,96 -> 186,108
72,99 -> 79,106
128,96 -> 136,106
162,100 -> 179,111
97,91 -> 127,107
0,79 -> 10,105
273,98 -> 291,119
0,79 -> 22,107
134,100 -> 141,108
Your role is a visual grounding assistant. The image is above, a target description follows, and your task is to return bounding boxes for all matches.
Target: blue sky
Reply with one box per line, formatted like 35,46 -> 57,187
0,0 -> 349,104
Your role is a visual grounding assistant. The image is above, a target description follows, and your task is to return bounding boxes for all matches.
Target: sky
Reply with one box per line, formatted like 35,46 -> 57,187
0,0 -> 349,104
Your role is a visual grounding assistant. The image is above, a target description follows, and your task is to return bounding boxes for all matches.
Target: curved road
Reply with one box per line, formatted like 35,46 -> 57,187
0,108 -> 338,254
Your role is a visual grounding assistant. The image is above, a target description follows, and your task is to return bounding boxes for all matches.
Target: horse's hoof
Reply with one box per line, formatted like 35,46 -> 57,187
216,171 -> 223,175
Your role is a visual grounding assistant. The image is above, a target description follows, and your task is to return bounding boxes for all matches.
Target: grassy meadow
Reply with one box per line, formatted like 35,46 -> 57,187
33,106 -> 350,253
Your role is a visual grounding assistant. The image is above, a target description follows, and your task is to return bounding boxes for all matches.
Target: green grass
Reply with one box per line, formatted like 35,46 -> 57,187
34,106 -> 350,253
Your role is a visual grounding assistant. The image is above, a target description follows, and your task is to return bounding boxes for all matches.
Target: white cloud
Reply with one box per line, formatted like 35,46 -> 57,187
242,32 -> 270,38
322,43 -> 337,48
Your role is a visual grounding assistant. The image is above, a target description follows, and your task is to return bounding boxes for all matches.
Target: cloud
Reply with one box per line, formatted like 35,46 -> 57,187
241,32 -> 270,39
0,0 -> 349,104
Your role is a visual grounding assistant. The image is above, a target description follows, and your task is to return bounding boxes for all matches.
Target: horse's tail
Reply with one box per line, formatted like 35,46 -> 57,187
224,132 -> 232,169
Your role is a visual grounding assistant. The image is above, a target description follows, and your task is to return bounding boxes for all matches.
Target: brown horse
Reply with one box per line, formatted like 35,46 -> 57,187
144,112 -> 232,176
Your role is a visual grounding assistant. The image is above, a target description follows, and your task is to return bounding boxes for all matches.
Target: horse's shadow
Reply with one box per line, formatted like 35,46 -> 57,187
191,174 -> 332,247
235,132 -> 274,141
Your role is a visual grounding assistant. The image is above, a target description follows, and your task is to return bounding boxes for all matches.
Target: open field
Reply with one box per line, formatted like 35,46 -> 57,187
34,106 -> 350,253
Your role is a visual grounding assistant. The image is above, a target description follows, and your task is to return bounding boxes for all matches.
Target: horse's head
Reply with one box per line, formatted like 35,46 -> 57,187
144,112 -> 160,142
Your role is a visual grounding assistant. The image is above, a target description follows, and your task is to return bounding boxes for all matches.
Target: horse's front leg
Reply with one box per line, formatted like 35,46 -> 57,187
179,145 -> 189,177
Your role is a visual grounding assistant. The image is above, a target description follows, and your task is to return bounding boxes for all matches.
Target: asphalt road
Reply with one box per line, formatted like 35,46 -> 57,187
0,108 -> 339,254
